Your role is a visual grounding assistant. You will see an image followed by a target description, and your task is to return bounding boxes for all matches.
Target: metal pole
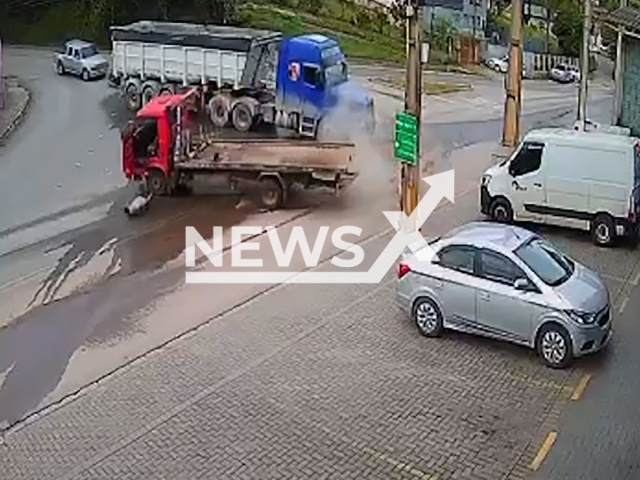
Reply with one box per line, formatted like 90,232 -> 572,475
613,0 -> 627,125
401,0 -> 422,231
502,0 -> 523,148
577,0 -> 591,126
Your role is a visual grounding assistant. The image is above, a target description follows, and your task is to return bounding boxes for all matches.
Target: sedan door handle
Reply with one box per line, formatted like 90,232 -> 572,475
478,291 -> 490,301
534,183 -> 542,188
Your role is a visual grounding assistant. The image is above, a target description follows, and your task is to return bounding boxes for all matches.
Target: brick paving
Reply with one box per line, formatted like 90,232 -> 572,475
3,187 -> 635,480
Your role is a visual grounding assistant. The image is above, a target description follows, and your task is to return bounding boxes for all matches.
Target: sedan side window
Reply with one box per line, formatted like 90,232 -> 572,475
480,250 -> 527,286
509,142 -> 544,177
437,246 -> 476,275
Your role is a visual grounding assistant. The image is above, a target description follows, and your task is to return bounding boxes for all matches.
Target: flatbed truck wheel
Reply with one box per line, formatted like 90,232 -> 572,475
260,177 -> 284,210
146,169 -> 167,196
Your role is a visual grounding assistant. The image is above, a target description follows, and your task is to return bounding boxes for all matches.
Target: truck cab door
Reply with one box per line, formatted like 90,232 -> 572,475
121,121 -> 136,178
299,64 -> 325,134
62,45 -> 73,71
71,48 -> 82,74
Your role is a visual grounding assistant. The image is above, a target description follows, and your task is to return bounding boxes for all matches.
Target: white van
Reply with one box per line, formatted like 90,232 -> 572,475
481,128 -> 640,246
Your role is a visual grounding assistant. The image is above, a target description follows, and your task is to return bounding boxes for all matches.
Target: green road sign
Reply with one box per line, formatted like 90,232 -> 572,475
394,110 -> 418,165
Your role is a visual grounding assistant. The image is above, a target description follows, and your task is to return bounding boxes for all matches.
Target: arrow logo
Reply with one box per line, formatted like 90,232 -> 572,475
186,170 -> 455,284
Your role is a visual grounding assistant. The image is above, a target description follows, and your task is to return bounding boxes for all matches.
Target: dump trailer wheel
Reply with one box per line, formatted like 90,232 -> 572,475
209,95 -> 230,128
141,81 -> 159,106
232,102 -> 254,132
260,177 -> 284,210
125,82 -> 142,111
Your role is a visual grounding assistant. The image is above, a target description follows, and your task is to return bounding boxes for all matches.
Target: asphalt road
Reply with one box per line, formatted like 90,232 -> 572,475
0,43 -> 621,469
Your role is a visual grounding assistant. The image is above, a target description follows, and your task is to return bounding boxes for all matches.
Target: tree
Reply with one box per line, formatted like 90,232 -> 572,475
552,0 -> 581,56
389,0 -> 407,24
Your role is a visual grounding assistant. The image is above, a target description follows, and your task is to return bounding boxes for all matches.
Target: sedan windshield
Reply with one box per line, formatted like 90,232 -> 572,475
515,238 -> 575,286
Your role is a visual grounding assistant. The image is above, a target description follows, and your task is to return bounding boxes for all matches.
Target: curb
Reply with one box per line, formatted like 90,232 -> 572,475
0,76 -> 32,145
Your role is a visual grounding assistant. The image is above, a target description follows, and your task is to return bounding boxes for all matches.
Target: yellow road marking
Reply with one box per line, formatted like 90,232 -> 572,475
363,447 -> 439,479
619,296 -> 630,315
530,431 -> 557,471
571,374 -> 592,401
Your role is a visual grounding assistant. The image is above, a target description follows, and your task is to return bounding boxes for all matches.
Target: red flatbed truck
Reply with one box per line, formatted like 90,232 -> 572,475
122,89 -> 358,215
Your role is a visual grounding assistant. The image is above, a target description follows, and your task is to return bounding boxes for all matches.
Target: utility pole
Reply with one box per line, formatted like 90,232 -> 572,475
577,0 -> 591,127
613,0 -> 627,125
400,0 -> 422,230
502,0 -> 523,148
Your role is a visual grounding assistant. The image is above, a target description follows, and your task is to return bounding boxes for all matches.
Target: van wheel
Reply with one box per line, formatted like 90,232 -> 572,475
537,323 -> 573,369
490,198 -> 513,223
592,213 -> 615,246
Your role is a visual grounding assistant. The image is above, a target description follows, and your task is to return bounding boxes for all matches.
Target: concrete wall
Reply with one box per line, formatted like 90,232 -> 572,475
621,37 -> 640,136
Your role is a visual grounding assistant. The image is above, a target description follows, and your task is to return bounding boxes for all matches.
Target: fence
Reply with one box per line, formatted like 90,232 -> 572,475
484,43 -> 578,78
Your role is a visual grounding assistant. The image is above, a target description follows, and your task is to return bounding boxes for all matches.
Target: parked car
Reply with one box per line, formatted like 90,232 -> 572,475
55,40 -> 109,81
568,65 -> 581,82
549,63 -> 573,83
396,222 -> 612,368
485,56 -> 509,73
481,128 -> 640,246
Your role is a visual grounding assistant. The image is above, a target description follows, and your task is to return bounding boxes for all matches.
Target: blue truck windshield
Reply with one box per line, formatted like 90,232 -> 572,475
325,61 -> 348,86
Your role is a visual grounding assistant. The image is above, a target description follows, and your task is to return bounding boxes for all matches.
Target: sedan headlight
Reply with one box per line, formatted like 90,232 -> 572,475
565,309 -> 597,325
481,174 -> 492,186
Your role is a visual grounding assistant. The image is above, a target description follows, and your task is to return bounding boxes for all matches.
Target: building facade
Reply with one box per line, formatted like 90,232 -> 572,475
422,0 -> 488,39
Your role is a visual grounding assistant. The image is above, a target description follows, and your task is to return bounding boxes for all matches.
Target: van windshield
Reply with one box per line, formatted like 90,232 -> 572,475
515,238 -> 575,286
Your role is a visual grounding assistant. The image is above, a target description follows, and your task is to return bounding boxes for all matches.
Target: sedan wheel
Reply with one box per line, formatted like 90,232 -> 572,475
537,324 -> 572,368
413,298 -> 443,337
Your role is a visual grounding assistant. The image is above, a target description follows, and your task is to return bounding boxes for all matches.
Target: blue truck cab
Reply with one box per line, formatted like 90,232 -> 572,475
275,34 -> 375,137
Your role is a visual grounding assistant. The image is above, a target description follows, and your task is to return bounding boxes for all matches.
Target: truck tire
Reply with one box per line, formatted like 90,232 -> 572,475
56,61 -> 65,75
81,69 -> 90,82
158,84 -> 174,96
125,82 -> 142,111
232,102 -> 254,132
209,95 -> 230,128
260,177 -> 284,210
146,169 -> 167,196
141,82 -> 160,106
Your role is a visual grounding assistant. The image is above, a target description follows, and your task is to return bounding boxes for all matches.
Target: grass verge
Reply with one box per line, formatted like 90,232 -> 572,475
374,77 -> 472,95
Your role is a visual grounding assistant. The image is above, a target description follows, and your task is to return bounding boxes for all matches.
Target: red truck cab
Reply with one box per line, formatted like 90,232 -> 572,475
122,92 -> 194,193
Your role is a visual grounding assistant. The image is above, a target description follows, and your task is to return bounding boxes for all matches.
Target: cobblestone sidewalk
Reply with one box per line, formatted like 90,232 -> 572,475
0,189 -> 589,480
1,76 -> 30,144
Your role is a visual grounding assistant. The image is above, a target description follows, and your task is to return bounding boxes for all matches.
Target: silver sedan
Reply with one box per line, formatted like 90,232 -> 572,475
396,222 -> 612,368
